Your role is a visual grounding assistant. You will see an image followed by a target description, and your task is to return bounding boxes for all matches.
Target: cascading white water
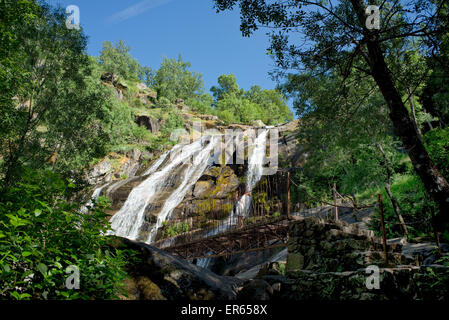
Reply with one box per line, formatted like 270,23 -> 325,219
215,129 -> 268,232
143,150 -> 169,176
109,134 -> 222,242
196,129 -> 269,268
145,135 -> 222,243
80,183 -> 108,213
102,151 -> 170,201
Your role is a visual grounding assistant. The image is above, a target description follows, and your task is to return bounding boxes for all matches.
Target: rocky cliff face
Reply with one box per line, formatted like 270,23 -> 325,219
85,115 -> 303,226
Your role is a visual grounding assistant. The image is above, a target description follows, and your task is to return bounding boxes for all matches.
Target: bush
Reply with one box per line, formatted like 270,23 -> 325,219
162,112 -> 185,135
0,169 -> 128,300
424,127 -> 449,180
368,174 -> 437,239
217,110 -> 235,125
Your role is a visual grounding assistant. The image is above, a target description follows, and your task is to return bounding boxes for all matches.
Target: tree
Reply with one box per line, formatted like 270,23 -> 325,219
0,3 -> 111,187
99,40 -> 141,81
186,93 -> 214,114
282,69 -> 409,236
245,86 -> 293,124
212,74 -> 293,125
151,55 -> 205,102
211,74 -> 244,100
420,2 -> 449,127
213,0 -> 449,226
0,0 -> 39,146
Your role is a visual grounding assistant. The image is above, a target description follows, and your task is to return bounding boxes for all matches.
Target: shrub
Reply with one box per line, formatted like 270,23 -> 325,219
368,174 -> 436,239
424,127 -> 449,180
0,169 -> 128,300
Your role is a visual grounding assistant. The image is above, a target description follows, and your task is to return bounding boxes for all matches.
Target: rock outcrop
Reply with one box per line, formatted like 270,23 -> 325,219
135,115 -> 161,134
86,148 -> 152,186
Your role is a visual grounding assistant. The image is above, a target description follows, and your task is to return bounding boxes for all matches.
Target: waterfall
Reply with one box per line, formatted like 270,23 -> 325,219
80,183 -> 108,213
104,126 -> 270,269
109,134 -> 221,242
196,129 -> 269,268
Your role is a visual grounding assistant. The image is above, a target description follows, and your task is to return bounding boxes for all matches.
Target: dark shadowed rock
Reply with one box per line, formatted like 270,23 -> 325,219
135,115 -> 161,134
237,279 -> 273,300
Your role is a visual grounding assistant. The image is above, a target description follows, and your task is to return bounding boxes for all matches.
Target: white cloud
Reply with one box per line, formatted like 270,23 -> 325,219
107,0 -> 174,24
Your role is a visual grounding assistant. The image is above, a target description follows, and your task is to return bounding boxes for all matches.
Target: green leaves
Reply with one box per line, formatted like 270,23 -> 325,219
37,263 -> 48,276
99,40 -> 141,81
151,55 -> 205,103
213,74 -> 292,125
0,168 -> 128,300
6,214 -> 31,228
10,292 -> 32,300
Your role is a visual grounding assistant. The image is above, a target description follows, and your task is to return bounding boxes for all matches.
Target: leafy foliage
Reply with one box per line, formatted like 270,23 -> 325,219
99,40 -> 142,81
424,127 -> 449,180
150,55 -> 205,103
368,175 -> 437,239
0,169 -> 127,300
213,74 -> 293,125
0,3 -> 112,186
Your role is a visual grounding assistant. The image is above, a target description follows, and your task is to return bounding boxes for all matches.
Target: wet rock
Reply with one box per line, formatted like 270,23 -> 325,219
193,180 -> 215,198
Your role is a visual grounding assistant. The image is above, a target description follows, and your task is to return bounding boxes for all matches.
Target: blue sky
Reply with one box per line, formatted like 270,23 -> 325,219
46,0 -> 288,106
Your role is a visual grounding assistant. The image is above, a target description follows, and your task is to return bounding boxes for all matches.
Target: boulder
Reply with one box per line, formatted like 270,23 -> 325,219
251,120 -> 266,128
121,238 -> 240,300
87,159 -> 112,185
193,180 -> 215,198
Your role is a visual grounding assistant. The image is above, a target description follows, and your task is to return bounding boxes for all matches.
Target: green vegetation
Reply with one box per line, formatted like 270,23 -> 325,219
213,0 -> 449,237
150,55 -> 205,103
212,74 -> 293,125
99,40 -> 142,81
0,169 -> 127,300
161,222 -> 190,238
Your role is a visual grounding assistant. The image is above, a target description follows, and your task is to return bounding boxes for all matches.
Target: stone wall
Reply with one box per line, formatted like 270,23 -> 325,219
282,217 -> 449,300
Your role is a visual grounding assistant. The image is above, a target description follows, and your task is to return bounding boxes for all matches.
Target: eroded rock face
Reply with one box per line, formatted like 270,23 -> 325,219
135,115 -> 161,134
171,165 -> 240,221
193,180 -> 215,198
120,238 -> 241,300
86,148 -> 151,186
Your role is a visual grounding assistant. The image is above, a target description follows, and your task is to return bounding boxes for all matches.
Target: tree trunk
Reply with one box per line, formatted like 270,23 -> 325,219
351,0 -> 449,229
377,144 -> 409,238
384,183 -> 408,238
407,87 -> 423,140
